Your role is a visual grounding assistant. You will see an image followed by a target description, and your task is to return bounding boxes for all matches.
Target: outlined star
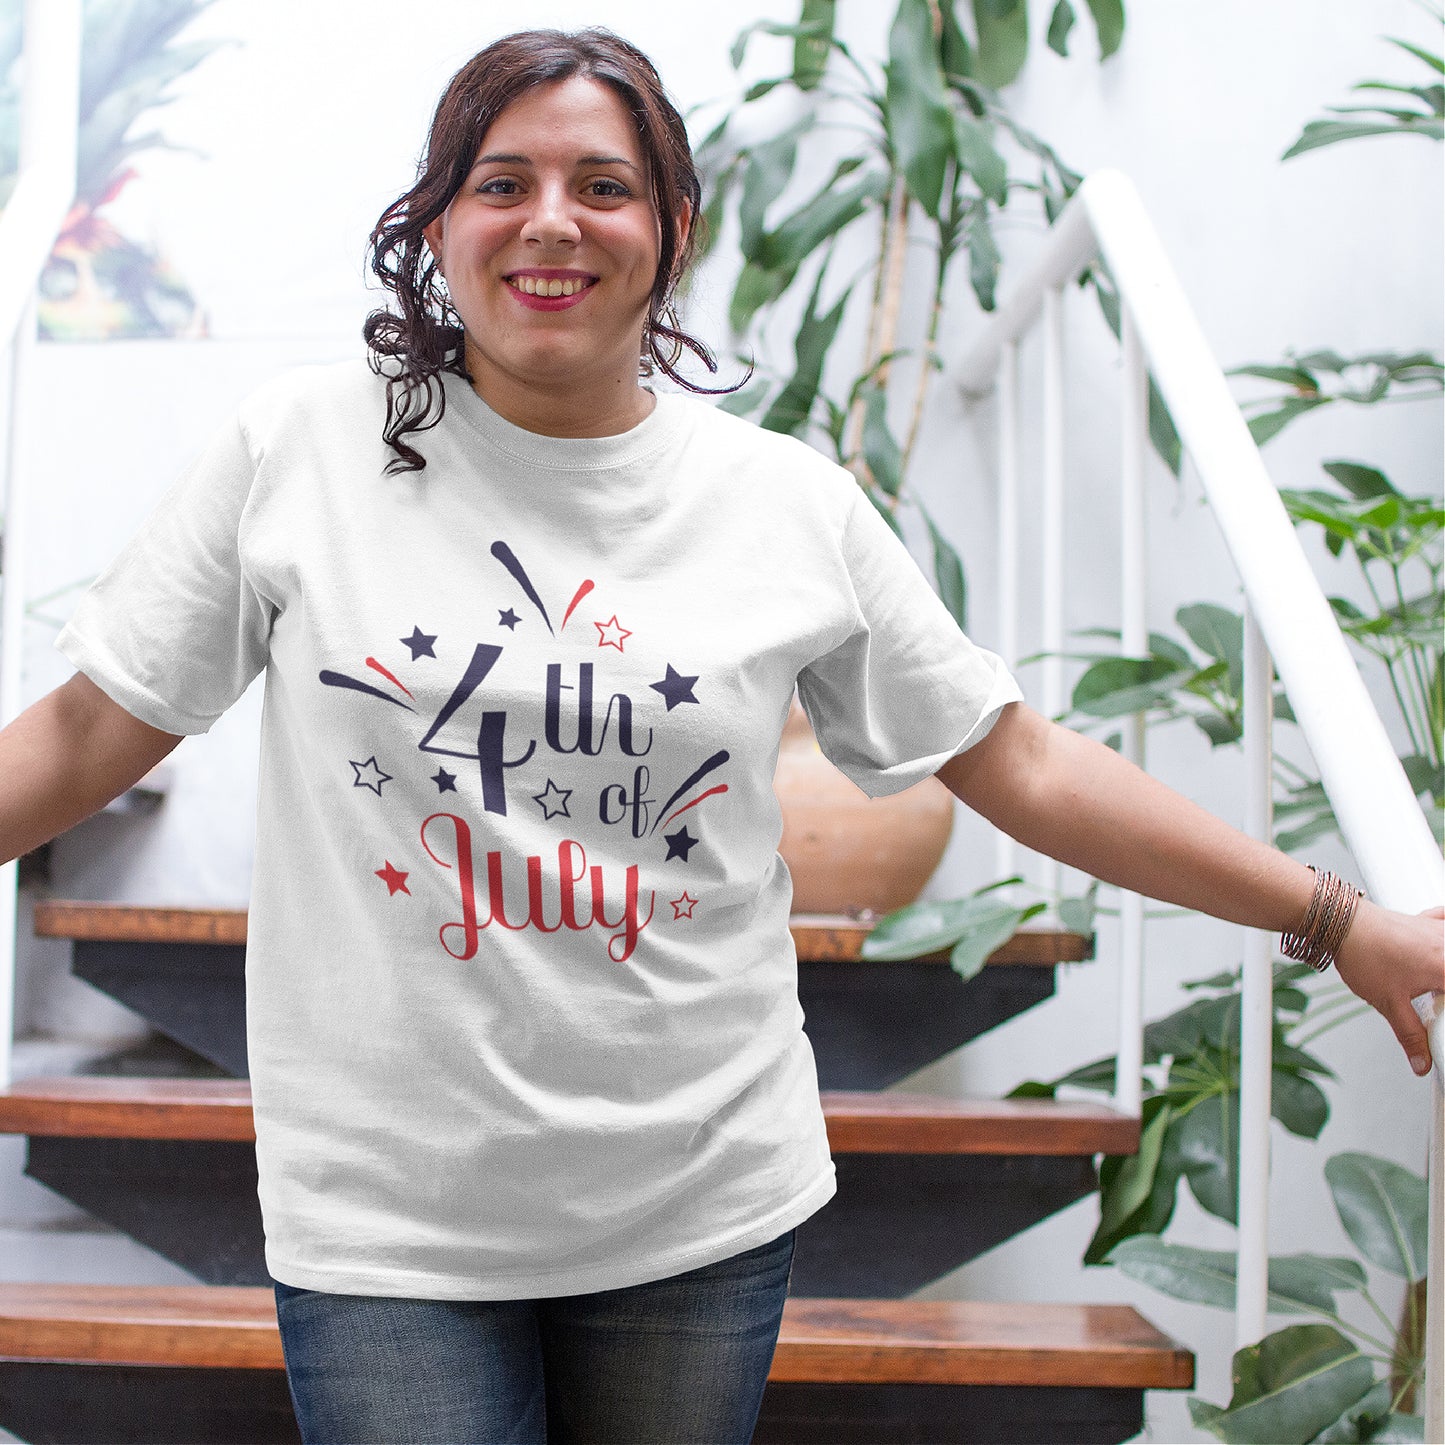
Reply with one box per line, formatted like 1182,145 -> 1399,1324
350,756 -> 393,795
401,626 -> 437,659
670,891 -> 698,920
376,861 -> 410,896
650,664 -> 699,711
664,826 -> 698,862
594,614 -> 632,651
498,608 -> 521,630
432,767 -> 458,793
533,779 -> 573,820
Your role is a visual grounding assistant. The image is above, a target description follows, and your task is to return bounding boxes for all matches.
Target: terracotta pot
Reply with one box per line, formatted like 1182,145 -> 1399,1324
773,696 -> 955,916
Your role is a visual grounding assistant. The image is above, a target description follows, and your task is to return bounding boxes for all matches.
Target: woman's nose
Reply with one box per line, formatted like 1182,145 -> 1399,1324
520,182 -> 582,247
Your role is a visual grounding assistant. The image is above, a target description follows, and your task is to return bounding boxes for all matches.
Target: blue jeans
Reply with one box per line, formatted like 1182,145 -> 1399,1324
273,1227 -> 796,1444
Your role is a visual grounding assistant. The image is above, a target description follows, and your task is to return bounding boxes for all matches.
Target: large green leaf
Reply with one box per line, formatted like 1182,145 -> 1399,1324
729,260 -> 790,334
1284,116 -> 1443,159
925,513 -> 968,629
859,384 -> 903,496
1312,1380 -> 1419,1443
954,114 -> 1008,205
730,16 -> 837,71
1045,1 -> 1075,57
1108,1236 -> 1236,1309
861,891 -> 1034,964
949,901 -> 1043,980
1174,1091 -> 1240,1223
1270,1068 -> 1329,1139
757,169 -> 888,273
1190,1324 -> 1375,1444
792,0 -> 836,90
886,0 -> 957,218
737,120 -> 809,261
1177,603 -> 1243,692
760,267 -> 851,437
1070,655 -> 1189,718
1321,461 -> 1399,499
939,0 -> 975,84
1144,992 -> 1239,1060
1247,396 -> 1327,446
964,200 -> 1001,311
1325,1153 -> 1428,1281
1084,1096 -> 1181,1263
1108,1237 -> 1367,1319
1081,0 -> 1125,58
971,0 -> 1030,89
1094,1101 -> 1173,1240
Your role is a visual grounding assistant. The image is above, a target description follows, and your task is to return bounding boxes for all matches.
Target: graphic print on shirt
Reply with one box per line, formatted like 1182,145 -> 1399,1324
318,540 -> 730,966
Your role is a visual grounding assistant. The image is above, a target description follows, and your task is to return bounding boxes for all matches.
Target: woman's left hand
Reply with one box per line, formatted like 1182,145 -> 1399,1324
1334,902 -> 1445,1076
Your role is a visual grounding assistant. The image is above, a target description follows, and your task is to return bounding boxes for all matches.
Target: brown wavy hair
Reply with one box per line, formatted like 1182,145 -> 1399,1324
364,28 -> 725,473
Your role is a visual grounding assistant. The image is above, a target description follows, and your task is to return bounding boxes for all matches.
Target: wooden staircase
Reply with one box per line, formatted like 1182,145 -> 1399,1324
0,904 -> 1193,1443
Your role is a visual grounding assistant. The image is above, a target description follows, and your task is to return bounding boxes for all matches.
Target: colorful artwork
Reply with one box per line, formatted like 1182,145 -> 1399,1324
0,0 -> 225,340
317,538 -> 731,967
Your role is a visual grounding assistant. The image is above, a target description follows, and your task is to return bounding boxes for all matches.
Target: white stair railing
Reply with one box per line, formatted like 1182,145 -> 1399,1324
956,168 -> 1444,1438
0,0 -> 82,1094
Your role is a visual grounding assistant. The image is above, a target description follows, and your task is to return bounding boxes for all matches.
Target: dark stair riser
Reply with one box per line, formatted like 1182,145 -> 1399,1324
0,1362 -> 1145,1445
71,941 -> 1058,1089
24,1136 -> 1096,1294
72,940 -> 248,1078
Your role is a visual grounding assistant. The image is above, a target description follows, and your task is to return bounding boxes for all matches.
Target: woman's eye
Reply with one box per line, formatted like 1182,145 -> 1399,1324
588,178 -> 630,198
477,177 -> 520,196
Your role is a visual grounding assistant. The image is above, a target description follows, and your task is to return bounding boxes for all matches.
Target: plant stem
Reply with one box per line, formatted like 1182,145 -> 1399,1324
844,173 -> 901,469
901,234 -> 948,472
1390,558 -> 1439,767
873,176 -> 911,395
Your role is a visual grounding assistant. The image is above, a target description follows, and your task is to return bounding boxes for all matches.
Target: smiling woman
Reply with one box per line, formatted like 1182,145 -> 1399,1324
366,28 -> 722,461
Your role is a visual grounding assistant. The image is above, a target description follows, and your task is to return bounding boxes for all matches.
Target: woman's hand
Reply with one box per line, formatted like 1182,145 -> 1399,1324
1334,903 -> 1445,1077
940,703 -> 1445,1077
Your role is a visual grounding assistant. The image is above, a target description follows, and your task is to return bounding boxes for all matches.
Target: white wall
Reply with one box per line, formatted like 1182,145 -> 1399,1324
8,3 -> 1441,1439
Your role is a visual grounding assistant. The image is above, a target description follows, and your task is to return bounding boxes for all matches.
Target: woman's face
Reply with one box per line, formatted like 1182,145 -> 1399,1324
424,76 -> 675,413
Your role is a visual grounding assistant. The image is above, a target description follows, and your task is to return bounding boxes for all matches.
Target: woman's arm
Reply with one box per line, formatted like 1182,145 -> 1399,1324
0,672 -> 183,864
936,701 -> 1445,1074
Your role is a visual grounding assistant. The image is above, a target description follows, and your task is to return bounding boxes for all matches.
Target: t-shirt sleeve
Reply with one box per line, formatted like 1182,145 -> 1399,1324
53,413 -> 273,736
796,485 -> 1023,798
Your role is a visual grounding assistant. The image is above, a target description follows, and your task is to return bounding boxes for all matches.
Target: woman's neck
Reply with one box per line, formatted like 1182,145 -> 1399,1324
464,343 -> 655,439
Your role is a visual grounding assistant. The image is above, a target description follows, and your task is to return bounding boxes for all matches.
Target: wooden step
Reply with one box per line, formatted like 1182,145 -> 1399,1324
0,1283 -> 1192,1389
32,901 -> 1092,968
0,1077 -> 255,1142
0,1077 -> 1138,1156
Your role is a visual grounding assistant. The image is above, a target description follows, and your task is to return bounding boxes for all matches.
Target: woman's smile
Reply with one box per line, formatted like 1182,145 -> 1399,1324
504,268 -> 600,307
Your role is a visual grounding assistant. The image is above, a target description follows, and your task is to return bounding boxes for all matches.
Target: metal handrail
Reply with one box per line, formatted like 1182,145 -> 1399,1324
0,0 -> 82,1094
955,167 -> 1443,1438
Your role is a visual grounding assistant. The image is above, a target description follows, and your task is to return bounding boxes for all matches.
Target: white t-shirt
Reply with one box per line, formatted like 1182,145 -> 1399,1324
55,359 -> 1022,1300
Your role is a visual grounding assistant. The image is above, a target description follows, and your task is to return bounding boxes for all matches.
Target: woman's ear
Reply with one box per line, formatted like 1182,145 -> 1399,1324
422,217 -> 445,272
675,198 -> 693,258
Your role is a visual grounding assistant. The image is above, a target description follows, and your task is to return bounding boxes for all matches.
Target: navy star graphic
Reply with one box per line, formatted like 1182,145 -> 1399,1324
498,608 -> 521,630
650,664 -> 699,711
664,826 -> 698,862
401,626 -> 437,660
432,767 -> 457,793
376,861 -> 410,897
533,779 -> 573,820
350,756 -> 393,796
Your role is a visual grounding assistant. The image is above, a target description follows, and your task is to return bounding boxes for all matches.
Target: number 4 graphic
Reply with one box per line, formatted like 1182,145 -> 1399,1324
418,643 -> 536,815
